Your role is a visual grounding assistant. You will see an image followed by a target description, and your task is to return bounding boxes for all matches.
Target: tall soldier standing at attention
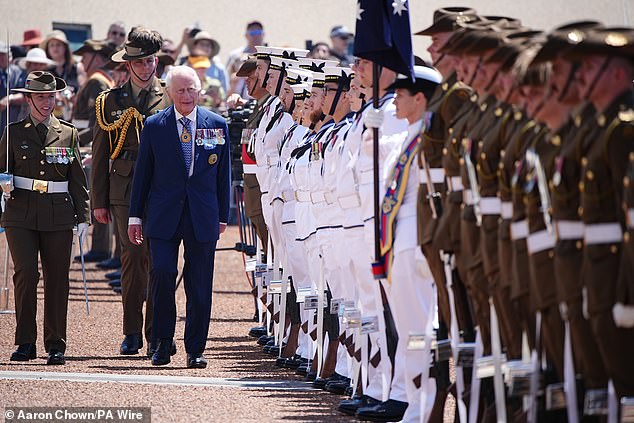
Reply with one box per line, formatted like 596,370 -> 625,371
1,71 -> 90,365
91,27 -> 172,356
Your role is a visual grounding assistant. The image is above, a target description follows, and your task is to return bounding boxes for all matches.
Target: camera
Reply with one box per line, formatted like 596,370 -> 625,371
225,101 -> 256,182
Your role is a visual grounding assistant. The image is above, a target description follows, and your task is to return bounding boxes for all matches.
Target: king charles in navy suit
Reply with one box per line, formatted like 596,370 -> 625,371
128,66 -> 230,368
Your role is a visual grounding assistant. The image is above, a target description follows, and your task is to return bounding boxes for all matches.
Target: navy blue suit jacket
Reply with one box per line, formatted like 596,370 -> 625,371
129,106 -> 231,242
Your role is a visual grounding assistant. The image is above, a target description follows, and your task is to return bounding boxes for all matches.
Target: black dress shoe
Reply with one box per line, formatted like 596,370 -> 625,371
113,286 -> 122,294
106,270 -> 121,280
151,339 -> 173,366
295,363 -> 309,376
265,338 -> 276,347
257,335 -> 273,346
97,257 -> 122,269
355,399 -> 409,422
305,370 -> 317,382
108,279 -> 121,288
312,377 -> 329,389
325,375 -> 351,395
318,373 -> 346,392
187,353 -> 207,369
276,355 -> 304,369
249,326 -> 267,338
120,333 -> 142,355
338,395 -> 380,416
146,339 -> 176,357
75,250 -> 109,263
46,350 -> 65,365
344,386 -> 353,397
10,343 -> 36,361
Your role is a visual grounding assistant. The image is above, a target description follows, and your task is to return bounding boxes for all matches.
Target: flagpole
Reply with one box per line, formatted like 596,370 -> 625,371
372,62 -> 381,263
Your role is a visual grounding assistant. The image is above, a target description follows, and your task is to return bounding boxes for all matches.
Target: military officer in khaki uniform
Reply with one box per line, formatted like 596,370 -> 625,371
236,57 -> 270,257
1,71 -> 90,365
414,6 -> 478,343
72,39 -> 118,265
533,22 -> 609,392
91,27 -> 172,356
73,39 -> 118,146
564,27 -> 634,398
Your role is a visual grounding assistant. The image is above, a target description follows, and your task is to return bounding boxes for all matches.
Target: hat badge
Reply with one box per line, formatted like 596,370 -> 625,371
567,30 -> 584,44
605,33 -> 628,47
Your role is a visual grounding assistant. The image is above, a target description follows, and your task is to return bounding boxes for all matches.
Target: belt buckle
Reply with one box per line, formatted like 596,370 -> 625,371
32,179 -> 49,193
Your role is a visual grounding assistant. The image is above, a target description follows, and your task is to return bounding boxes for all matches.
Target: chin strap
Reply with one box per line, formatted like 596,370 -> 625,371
129,60 -> 156,83
327,74 -> 353,117
484,65 -> 501,92
584,57 -> 611,101
468,58 -> 482,87
261,60 -> 271,89
557,62 -> 580,102
288,97 -> 296,115
28,95 -> 47,119
274,64 -> 287,97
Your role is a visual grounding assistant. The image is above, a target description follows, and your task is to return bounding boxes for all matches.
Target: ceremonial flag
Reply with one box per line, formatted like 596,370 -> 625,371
353,0 -> 415,78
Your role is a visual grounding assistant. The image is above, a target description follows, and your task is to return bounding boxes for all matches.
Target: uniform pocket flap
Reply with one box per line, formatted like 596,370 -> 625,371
111,159 -> 134,177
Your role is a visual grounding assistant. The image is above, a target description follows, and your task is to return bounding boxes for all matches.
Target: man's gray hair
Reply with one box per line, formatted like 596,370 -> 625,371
165,65 -> 202,90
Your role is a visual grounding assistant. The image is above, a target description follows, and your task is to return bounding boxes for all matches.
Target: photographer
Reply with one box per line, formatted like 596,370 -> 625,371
227,56 -> 270,256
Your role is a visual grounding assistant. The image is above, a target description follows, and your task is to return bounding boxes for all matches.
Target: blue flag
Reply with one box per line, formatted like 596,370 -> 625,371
353,0 -> 415,79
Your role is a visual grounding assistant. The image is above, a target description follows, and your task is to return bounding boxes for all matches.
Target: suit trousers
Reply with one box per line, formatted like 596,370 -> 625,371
111,204 -> 152,341
149,203 -> 217,354
6,227 -> 73,352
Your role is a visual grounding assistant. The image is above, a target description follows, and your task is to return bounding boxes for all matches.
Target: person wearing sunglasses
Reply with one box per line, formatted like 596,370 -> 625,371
107,22 -> 127,47
226,21 -> 266,97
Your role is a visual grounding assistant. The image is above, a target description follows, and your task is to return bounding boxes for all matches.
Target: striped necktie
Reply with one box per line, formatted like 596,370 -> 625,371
179,117 -> 193,173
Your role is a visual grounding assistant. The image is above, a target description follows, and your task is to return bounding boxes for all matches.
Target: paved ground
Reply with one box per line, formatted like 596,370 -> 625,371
0,226 -> 456,422
0,227 -> 350,422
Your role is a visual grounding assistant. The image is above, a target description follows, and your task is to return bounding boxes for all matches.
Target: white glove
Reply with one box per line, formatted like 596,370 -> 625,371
613,303 -> 634,328
76,222 -> 89,240
558,301 -> 569,321
364,108 -> 384,129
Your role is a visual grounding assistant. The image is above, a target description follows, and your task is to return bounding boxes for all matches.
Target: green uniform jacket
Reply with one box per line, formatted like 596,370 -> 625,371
90,78 -> 171,209
0,115 -> 90,230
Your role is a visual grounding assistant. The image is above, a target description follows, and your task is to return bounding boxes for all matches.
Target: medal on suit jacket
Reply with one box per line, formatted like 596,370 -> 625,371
196,128 -> 226,150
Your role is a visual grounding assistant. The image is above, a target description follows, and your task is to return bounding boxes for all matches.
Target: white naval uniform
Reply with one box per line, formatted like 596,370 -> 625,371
334,102 -> 395,401
274,122 -> 311,359
288,132 -> 317,360
254,97 -> 292,268
318,115 -> 355,378
381,120 -> 437,422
